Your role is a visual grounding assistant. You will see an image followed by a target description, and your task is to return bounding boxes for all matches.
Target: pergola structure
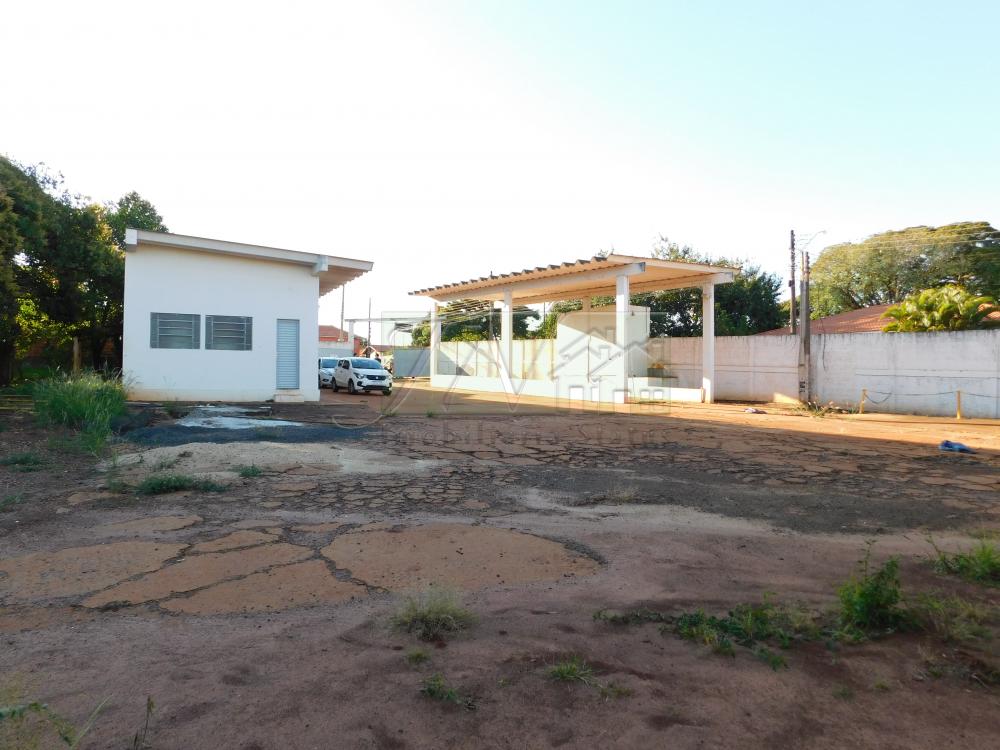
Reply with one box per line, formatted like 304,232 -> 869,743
411,254 -> 735,403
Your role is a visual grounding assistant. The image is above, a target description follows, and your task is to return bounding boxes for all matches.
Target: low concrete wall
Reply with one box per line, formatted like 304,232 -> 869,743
649,330 -> 998,418
810,330 -> 1000,418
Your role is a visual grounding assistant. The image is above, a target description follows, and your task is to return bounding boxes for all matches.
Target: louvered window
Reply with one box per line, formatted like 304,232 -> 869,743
206,315 -> 253,351
150,313 -> 200,349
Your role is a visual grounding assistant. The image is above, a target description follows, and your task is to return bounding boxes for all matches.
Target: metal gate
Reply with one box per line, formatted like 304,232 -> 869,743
276,319 -> 300,389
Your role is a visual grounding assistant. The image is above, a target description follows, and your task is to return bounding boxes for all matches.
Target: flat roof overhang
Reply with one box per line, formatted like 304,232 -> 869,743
410,254 -> 736,304
125,229 -> 373,295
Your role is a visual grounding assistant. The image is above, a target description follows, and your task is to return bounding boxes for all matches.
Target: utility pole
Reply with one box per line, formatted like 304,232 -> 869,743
800,250 -> 812,403
789,230 -> 797,334
367,298 -> 372,354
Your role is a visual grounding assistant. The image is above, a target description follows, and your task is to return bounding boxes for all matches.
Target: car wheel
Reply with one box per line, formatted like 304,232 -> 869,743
348,379 -> 356,394
332,380 -> 339,392
383,389 -> 392,396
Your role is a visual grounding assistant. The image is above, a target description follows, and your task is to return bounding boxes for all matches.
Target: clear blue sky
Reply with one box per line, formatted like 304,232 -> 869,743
3,1 -> 998,334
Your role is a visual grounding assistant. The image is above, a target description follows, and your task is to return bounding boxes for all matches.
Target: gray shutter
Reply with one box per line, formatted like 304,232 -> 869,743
205,315 -> 214,350
192,316 -> 201,349
150,312 -> 160,348
276,319 -> 300,389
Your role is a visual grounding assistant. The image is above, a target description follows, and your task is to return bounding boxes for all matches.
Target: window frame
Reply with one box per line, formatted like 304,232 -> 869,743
205,315 -> 253,351
149,312 -> 200,350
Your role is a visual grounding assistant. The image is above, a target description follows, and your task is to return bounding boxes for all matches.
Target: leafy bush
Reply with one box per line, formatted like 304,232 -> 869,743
837,552 -> 905,635
32,372 -> 127,452
391,587 -> 476,641
883,285 -> 999,332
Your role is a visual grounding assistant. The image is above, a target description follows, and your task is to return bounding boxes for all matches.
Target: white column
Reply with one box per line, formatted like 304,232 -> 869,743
429,305 -> 441,381
580,297 -> 591,312
348,320 -> 356,354
500,289 -> 513,391
615,274 -> 630,403
702,282 -> 715,403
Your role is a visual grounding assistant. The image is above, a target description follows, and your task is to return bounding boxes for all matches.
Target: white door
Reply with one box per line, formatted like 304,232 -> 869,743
276,319 -> 300,389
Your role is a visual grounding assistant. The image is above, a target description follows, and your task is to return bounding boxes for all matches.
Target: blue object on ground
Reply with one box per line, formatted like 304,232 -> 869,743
939,440 -> 976,454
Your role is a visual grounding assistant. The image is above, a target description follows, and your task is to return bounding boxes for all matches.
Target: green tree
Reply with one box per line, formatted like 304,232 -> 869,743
811,222 -> 1000,317
882,285 -> 998,332
0,188 -> 22,384
637,236 -> 785,336
104,191 -> 166,249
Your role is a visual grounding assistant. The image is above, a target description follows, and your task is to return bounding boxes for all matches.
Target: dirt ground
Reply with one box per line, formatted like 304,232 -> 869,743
1,383 -> 999,749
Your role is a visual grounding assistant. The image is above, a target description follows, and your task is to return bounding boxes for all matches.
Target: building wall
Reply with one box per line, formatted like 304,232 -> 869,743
124,245 -> 320,402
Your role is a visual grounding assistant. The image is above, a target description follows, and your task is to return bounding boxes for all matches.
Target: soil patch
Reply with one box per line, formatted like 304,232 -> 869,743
82,543 -> 312,608
321,523 -> 600,590
0,541 -> 186,601
161,560 -> 365,615
99,515 -> 203,534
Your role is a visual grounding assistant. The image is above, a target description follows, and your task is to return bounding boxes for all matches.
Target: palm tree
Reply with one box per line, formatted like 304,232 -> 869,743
882,285 -> 998,332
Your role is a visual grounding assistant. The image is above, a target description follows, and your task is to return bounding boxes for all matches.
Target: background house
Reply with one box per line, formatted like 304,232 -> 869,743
123,229 -> 372,402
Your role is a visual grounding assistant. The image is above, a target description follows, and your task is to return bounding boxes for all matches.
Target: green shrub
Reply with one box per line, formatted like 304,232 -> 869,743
237,464 -> 263,478
32,373 -> 127,452
135,474 -> 227,496
419,674 -> 475,709
837,552 -> 905,635
391,588 -> 476,641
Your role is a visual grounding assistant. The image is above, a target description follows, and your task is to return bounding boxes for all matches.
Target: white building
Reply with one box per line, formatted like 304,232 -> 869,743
123,229 -> 373,402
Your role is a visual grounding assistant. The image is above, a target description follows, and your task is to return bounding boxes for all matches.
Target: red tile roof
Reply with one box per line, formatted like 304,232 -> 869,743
759,303 -> 1000,336
319,325 -> 358,341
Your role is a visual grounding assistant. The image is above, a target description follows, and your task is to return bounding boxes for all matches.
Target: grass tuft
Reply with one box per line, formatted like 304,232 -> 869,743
906,592 -> 992,642
237,464 -> 263,478
135,474 -> 227,496
0,452 -> 45,472
32,373 -> 127,454
404,648 -> 430,667
391,588 -> 476,641
932,539 -> 1000,587
547,657 -> 595,684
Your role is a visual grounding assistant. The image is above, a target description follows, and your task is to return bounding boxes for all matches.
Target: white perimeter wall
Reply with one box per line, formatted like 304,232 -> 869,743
124,246 -> 321,402
427,330 -> 1000,417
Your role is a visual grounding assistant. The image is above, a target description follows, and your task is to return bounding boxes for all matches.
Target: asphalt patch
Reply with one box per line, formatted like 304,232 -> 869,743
126,422 -> 369,447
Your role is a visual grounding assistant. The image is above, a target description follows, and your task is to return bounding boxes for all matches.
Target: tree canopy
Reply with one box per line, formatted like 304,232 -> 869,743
0,157 -> 167,382
410,299 -> 539,346
532,237 -> 785,338
810,222 -> 1000,317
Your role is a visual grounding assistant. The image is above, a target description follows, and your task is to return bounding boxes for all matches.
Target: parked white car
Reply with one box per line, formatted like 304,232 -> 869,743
332,357 -> 393,395
318,357 -> 339,389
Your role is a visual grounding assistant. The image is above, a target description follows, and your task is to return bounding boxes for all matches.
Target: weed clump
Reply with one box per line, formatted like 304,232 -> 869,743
672,597 -> 818,666
419,674 -> 475,710
932,540 -> 1000,587
135,474 -> 227,496
237,464 -> 263,478
391,588 -> 476,641
906,593 -> 992,642
593,608 -> 670,626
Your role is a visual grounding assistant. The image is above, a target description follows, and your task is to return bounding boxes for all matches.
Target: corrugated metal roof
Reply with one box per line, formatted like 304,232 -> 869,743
410,256 -> 606,296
